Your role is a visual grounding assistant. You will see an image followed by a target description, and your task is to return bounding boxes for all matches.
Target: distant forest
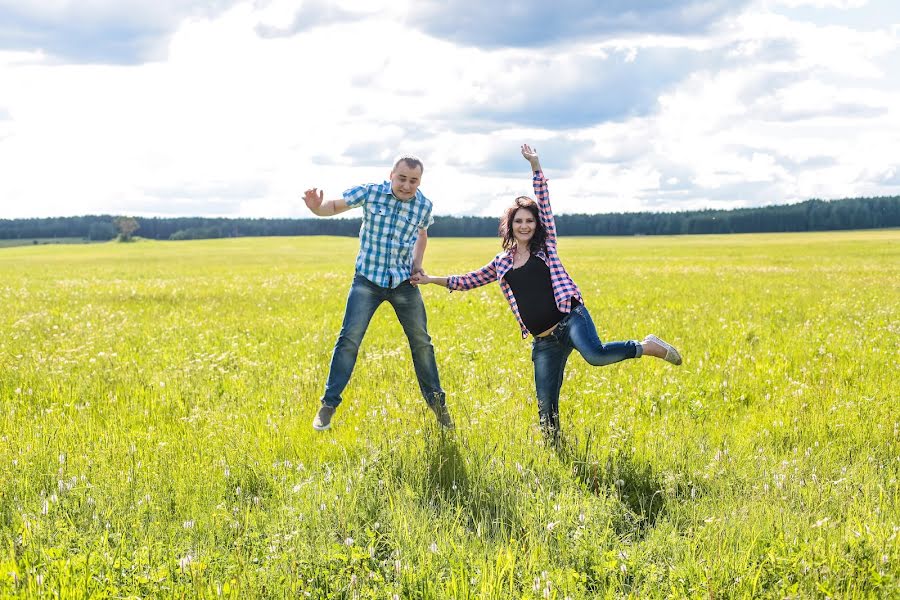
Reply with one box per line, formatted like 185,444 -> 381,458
1,196 -> 898,242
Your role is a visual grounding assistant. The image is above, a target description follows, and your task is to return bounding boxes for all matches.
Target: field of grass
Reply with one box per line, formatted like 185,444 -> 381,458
1,231 -> 897,598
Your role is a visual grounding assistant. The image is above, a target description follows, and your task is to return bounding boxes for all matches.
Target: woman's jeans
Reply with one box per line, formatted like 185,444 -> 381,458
321,274 -> 445,409
531,304 -> 641,431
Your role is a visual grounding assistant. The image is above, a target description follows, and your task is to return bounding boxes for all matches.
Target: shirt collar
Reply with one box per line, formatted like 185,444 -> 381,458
382,180 -> 420,203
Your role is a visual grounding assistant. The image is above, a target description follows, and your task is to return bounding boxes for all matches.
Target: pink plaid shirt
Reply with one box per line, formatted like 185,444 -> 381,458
446,170 -> 583,338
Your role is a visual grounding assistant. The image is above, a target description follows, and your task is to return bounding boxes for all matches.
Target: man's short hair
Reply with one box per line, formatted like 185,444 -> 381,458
393,154 -> 424,174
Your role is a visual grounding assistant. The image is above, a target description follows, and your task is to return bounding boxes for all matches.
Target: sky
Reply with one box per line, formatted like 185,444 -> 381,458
1,0 -> 899,219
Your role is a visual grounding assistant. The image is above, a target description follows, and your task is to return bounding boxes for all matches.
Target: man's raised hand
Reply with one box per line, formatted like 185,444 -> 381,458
303,188 -> 324,212
521,144 -> 539,165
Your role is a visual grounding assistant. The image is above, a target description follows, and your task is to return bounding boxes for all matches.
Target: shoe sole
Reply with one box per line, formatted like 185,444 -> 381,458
312,422 -> 331,431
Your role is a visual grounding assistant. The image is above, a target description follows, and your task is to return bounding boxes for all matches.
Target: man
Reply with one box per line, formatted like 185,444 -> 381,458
303,155 -> 453,431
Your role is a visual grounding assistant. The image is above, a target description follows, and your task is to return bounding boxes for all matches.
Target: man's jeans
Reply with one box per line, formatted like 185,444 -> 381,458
531,304 -> 641,431
321,274 -> 445,408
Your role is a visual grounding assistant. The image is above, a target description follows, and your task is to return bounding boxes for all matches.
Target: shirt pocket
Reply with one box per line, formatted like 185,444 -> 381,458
400,212 -> 426,231
393,209 -> 421,241
366,202 -> 389,217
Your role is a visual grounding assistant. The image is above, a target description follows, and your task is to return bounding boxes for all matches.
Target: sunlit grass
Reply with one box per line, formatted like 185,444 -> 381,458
1,231 -> 898,598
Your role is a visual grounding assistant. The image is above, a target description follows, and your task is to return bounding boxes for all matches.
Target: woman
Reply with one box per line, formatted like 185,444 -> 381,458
413,144 -> 682,436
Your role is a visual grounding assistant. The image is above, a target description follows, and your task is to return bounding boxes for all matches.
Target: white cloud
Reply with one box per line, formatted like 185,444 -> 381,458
1,0 -> 899,219
772,0 -> 868,7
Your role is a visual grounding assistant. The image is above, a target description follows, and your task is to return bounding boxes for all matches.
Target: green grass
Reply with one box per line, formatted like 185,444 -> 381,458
0,231 -> 898,598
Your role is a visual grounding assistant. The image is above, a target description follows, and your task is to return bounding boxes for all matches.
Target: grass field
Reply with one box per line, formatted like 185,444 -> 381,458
1,231 -> 898,598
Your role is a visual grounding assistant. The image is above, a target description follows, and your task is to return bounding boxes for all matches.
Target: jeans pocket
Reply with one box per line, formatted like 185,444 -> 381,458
556,313 -> 573,335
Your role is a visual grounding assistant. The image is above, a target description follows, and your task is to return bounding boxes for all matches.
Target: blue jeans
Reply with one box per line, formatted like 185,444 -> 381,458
321,274 -> 445,408
531,304 -> 641,431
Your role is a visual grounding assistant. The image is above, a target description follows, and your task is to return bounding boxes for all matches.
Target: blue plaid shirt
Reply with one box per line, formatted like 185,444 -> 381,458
343,181 -> 435,288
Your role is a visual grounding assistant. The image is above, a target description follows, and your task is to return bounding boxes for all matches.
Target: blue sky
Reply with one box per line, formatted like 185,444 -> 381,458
1,0 -> 899,218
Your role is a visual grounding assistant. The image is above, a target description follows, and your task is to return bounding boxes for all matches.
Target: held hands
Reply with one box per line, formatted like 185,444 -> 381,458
410,270 -> 432,286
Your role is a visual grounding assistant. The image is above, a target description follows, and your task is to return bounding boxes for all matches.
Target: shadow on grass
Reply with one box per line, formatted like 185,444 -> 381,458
403,427 -> 525,540
551,430 -> 667,537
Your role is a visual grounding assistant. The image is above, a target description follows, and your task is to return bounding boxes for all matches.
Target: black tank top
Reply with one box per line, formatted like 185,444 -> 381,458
503,254 -> 565,336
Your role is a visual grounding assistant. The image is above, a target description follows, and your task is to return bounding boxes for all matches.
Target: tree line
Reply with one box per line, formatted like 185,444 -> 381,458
1,196 -> 898,242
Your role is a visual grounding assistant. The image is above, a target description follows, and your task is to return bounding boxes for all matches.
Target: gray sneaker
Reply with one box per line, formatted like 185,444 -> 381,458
312,405 -> 336,431
644,334 -> 683,366
428,402 -> 455,430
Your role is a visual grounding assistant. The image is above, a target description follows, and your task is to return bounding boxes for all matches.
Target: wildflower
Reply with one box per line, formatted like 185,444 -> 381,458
178,554 -> 193,571
183,521 -> 194,530
429,542 -> 438,554
546,522 -> 557,532
345,537 -> 354,546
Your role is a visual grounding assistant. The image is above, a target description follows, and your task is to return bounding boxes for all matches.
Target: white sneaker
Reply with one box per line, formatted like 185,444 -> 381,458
644,334 -> 683,366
